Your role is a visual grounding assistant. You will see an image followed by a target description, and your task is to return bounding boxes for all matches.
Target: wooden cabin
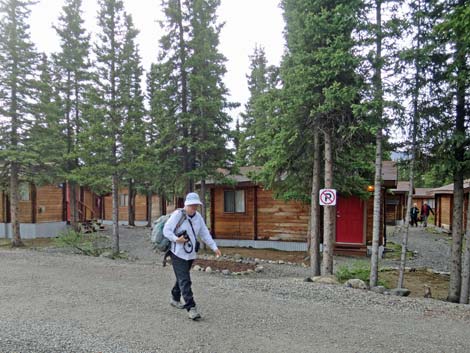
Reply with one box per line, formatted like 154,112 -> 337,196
0,182 -> 105,239
433,180 -> 469,231
1,183 -> 68,239
206,162 -> 398,256
387,181 -> 413,225
100,190 -> 165,226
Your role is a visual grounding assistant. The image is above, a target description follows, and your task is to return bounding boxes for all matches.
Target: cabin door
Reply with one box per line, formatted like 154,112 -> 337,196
336,196 -> 364,244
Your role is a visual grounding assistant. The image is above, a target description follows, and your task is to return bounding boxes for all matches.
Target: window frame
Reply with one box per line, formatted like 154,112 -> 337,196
119,194 -> 129,207
223,189 -> 246,214
19,182 -> 31,201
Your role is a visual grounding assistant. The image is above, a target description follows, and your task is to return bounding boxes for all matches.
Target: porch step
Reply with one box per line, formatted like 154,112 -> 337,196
79,220 -> 105,233
334,244 -> 367,257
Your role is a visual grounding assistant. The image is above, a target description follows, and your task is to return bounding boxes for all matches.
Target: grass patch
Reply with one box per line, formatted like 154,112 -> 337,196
0,238 -> 56,248
383,241 -> 413,260
336,262 -> 387,287
54,229 -> 110,257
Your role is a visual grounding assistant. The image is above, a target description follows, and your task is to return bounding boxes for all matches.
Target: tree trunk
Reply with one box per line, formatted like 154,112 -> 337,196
310,128 -> 321,276
369,128 -> 382,287
112,173 -> 120,255
369,0 -> 383,288
398,6 -> 421,288
69,181 -> 79,231
128,179 -> 135,226
448,174 -> 464,302
448,27 -> 466,303
200,179 -> 207,223
460,195 -> 470,304
147,190 -> 153,227
321,130 -> 334,275
176,0 -> 191,194
10,162 -> 23,247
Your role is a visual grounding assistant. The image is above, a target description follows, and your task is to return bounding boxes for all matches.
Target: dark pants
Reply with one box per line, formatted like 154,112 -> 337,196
170,252 -> 195,311
410,216 -> 418,227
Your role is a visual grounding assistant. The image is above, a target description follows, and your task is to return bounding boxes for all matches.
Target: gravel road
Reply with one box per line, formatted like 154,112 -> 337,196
1,236 -> 470,353
383,225 -> 452,272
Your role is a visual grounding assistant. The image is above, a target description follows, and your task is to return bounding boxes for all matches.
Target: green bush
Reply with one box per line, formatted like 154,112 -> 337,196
54,229 -> 104,256
336,262 -> 387,287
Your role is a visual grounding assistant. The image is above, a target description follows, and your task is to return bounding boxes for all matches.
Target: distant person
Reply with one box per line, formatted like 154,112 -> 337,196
163,192 -> 222,320
420,202 -> 434,227
410,203 -> 419,227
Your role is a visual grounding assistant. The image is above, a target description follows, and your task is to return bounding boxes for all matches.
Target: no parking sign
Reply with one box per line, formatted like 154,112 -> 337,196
319,189 -> 336,206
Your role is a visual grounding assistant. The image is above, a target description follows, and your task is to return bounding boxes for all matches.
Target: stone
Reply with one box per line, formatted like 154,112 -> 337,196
390,288 -> 411,297
344,279 -> 368,290
311,276 -> 339,285
234,254 -> 242,260
246,269 -> 254,274
99,251 -> 113,258
303,277 -> 313,283
370,286 -> 386,294
193,265 -> 202,271
254,258 -> 261,263
278,260 -> 285,264
424,285 -> 432,298
205,267 -> 212,273
255,266 -> 264,273
222,269 -> 230,275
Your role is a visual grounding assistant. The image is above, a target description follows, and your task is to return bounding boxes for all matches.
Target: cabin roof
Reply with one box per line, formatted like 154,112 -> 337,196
390,181 -> 413,193
206,162 -> 398,188
432,179 -> 470,195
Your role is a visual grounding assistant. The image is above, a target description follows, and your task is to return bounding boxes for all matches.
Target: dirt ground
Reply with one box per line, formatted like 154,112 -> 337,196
379,270 -> 449,300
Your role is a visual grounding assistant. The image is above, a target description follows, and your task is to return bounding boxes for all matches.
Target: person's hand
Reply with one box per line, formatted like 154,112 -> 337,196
175,236 -> 187,244
214,249 -> 222,258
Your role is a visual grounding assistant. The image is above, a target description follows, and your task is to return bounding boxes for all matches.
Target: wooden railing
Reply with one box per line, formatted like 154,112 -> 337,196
77,200 -> 95,222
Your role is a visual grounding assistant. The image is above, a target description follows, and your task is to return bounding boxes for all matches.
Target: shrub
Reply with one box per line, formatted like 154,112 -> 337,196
54,229 -> 102,256
336,262 -> 387,287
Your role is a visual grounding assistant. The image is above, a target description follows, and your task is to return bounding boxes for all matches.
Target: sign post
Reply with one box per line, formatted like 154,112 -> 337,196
319,189 -> 337,206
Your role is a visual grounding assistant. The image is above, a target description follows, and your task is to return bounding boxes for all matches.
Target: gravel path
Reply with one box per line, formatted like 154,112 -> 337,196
383,225 -> 452,272
1,226 -> 470,353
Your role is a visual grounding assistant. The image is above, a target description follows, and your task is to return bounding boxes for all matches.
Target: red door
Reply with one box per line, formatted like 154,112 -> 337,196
336,196 -> 364,244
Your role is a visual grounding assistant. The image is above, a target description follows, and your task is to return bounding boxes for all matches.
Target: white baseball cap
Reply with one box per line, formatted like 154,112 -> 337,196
184,192 -> 203,206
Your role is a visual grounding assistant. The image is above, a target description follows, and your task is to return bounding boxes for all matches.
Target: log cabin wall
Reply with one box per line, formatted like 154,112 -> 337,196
0,191 -> 5,223
18,188 -> 33,223
134,194 -> 148,221
212,186 -> 255,240
436,194 -> 452,229
36,185 -> 64,222
103,190 -> 151,222
256,188 -> 309,242
151,194 -> 162,221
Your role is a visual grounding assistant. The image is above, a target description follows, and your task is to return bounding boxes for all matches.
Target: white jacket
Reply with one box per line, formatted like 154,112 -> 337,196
163,209 -> 218,261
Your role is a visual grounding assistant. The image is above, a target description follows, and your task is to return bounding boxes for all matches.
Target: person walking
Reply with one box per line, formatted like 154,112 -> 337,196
163,192 -> 221,320
420,202 -> 434,227
410,203 -> 419,227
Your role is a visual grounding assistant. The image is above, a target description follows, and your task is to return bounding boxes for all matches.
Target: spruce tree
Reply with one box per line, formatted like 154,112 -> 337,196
52,0 -> 91,230
0,0 -> 38,246
238,45 -> 279,167
186,0 -> 232,219
83,0 -> 128,254
120,14 -> 146,226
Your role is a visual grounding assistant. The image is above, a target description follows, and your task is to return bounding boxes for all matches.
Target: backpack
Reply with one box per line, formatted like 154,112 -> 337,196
151,209 -> 186,253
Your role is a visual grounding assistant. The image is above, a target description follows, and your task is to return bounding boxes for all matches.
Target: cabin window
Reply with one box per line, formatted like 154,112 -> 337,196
19,183 -> 30,201
224,190 -> 245,213
119,194 -> 129,207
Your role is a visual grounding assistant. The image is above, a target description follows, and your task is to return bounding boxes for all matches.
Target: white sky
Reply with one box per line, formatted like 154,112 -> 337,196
29,0 -> 285,122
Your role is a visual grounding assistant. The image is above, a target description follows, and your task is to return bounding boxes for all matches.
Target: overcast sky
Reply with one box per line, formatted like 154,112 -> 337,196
29,0 -> 285,121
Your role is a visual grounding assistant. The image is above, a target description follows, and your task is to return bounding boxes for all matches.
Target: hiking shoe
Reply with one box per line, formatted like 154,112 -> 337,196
170,299 -> 185,309
188,307 -> 201,320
